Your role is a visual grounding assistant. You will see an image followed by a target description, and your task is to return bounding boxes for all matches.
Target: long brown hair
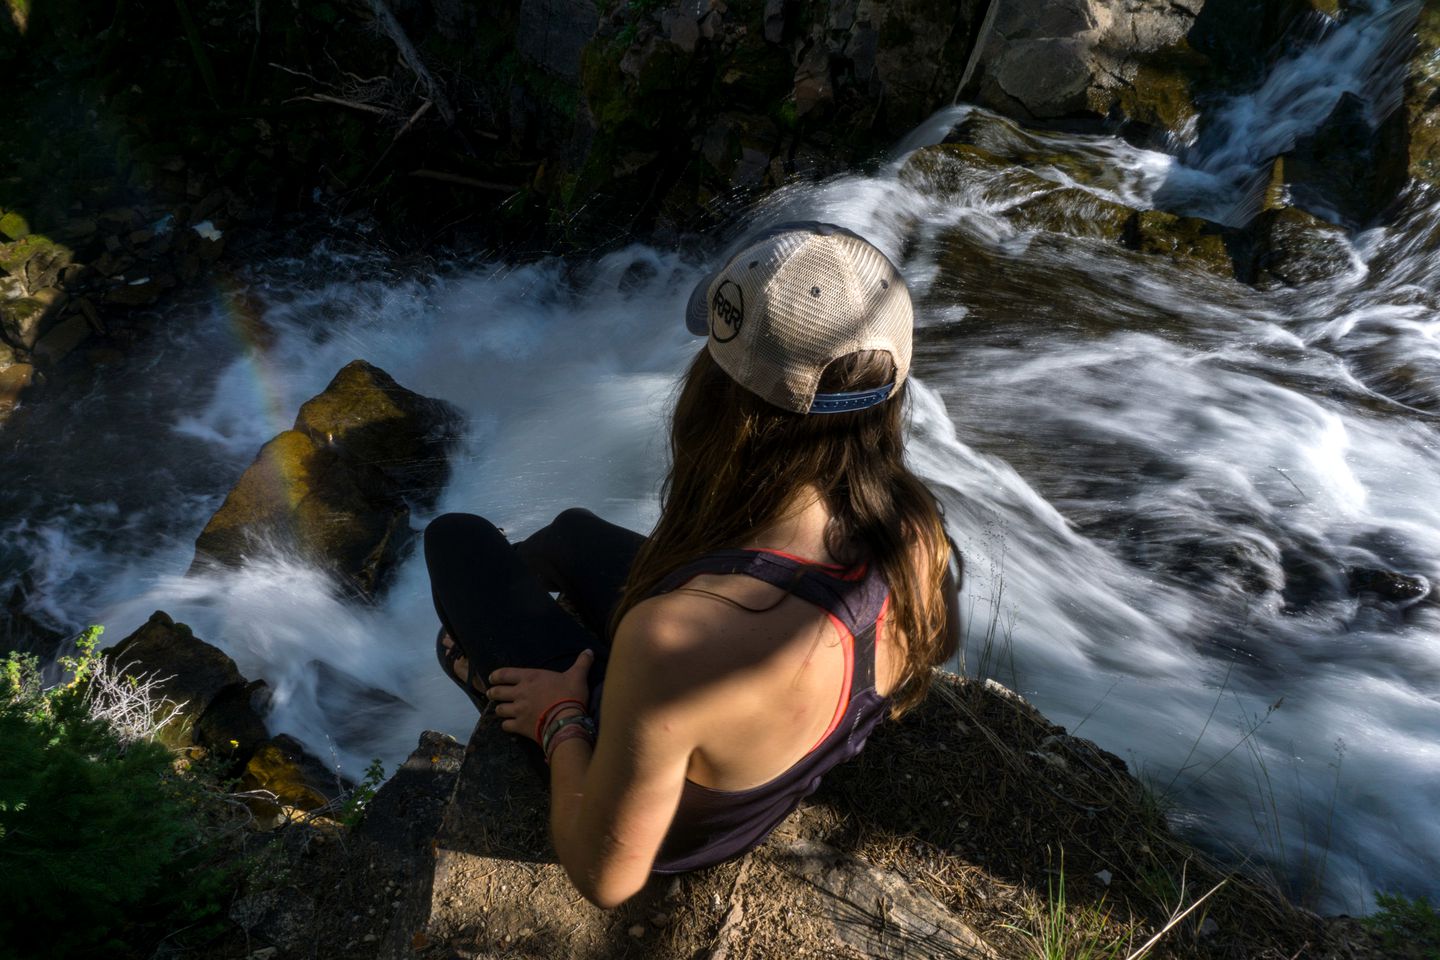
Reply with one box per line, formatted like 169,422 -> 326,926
612,346 -> 957,716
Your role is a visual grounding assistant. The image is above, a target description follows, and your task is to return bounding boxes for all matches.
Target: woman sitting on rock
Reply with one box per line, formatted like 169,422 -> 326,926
424,222 -> 960,908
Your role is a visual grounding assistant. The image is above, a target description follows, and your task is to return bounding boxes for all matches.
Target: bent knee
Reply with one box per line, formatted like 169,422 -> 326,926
550,507 -> 598,535
424,512 -> 498,553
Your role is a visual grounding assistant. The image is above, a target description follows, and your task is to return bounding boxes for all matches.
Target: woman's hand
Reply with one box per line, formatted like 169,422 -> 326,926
487,649 -> 595,744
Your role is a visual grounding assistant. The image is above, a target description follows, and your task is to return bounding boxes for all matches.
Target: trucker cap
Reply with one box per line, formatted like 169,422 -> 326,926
684,221 -> 913,414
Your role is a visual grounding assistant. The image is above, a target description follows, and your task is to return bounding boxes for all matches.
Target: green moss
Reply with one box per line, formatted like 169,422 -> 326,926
0,210 -> 29,240
1116,62 -> 1199,133
1005,188 -> 1134,241
1129,209 -> 1235,278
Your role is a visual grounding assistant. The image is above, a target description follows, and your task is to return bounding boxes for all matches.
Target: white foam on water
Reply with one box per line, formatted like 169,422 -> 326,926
6,1 -> 1439,912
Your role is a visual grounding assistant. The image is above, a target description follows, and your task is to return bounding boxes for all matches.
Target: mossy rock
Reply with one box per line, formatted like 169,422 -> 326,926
1128,210 -> 1235,278
900,143 -> 1052,205
0,234 -> 72,283
193,361 -> 458,598
0,210 -> 30,241
1250,207 -> 1353,288
104,611 -> 249,752
1004,188 -> 1135,241
293,359 -> 458,504
191,428 -> 409,595
1114,47 -> 1207,135
1406,4 -> 1440,187
243,734 -> 341,813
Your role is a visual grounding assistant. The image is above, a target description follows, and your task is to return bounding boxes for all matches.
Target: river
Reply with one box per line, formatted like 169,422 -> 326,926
2,0 -> 1435,913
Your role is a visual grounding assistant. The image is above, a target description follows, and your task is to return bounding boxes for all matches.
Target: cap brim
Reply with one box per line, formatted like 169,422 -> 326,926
684,270 -> 716,336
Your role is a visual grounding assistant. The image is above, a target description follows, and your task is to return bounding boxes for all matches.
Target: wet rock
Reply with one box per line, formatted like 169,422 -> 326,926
1286,91 -> 1410,226
1248,206 -> 1353,288
194,679 -> 272,763
1405,3 -> 1440,186
33,315 -> 91,366
1347,568 -> 1431,604
1,287 -> 66,350
193,360 -> 459,597
104,274 -> 175,306
0,364 -> 35,422
310,659 -> 414,746
292,359 -> 459,503
104,611 -> 251,751
900,142 -> 1052,205
192,428 -> 410,594
1187,0 -> 1318,94
1005,188 -> 1134,241
1127,209 -> 1234,278
243,734 -> 342,812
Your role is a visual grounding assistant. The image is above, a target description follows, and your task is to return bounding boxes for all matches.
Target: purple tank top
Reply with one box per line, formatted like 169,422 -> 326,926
646,548 -> 891,874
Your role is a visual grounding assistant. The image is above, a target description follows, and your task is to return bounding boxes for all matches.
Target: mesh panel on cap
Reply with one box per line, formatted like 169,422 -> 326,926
707,229 -> 912,413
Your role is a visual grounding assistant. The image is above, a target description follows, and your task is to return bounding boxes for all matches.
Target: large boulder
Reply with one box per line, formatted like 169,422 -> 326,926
969,0 -> 1205,131
192,360 -> 460,598
968,0 -> 1339,140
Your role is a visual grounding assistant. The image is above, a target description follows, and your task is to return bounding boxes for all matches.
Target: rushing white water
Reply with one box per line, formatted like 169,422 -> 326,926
4,1 -> 1437,913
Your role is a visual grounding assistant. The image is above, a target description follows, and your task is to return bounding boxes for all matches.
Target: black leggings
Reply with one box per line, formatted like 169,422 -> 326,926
423,509 -> 645,702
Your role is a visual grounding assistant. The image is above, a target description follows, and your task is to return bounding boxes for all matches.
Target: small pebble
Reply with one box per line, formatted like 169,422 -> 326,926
1094,869 -> 1112,886
362,934 -> 378,944
628,924 -> 646,939
650,911 -> 670,927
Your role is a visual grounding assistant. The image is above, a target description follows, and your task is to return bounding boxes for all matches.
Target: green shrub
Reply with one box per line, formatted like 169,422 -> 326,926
1366,892 -> 1440,959
0,628 -> 229,960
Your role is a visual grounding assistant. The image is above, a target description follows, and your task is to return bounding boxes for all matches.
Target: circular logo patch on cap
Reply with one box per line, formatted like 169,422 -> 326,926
710,279 -> 744,343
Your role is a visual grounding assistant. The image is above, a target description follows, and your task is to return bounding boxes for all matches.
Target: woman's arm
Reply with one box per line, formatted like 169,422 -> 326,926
489,600 -> 711,908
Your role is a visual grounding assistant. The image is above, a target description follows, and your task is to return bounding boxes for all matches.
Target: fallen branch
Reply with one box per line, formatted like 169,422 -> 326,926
393,99 -> 433,141
368,0 -> 455,123
409,169 -> 520,192
291,93 -> 395,117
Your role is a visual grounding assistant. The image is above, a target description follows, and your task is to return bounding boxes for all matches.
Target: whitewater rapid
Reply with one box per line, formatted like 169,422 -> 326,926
3,0 -> 1436,913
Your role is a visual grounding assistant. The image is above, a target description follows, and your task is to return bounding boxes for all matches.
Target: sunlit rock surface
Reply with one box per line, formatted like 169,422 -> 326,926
191,360 -> 460,598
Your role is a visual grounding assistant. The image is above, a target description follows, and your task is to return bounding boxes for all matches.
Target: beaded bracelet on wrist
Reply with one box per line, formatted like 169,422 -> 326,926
542,712 -> 597,757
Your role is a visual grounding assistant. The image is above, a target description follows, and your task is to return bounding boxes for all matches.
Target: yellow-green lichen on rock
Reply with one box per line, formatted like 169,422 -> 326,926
1130,209 -> 1235,278
0,209 -> 30,240
191,360 -> 458,598
1408,4 -> 1440,186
